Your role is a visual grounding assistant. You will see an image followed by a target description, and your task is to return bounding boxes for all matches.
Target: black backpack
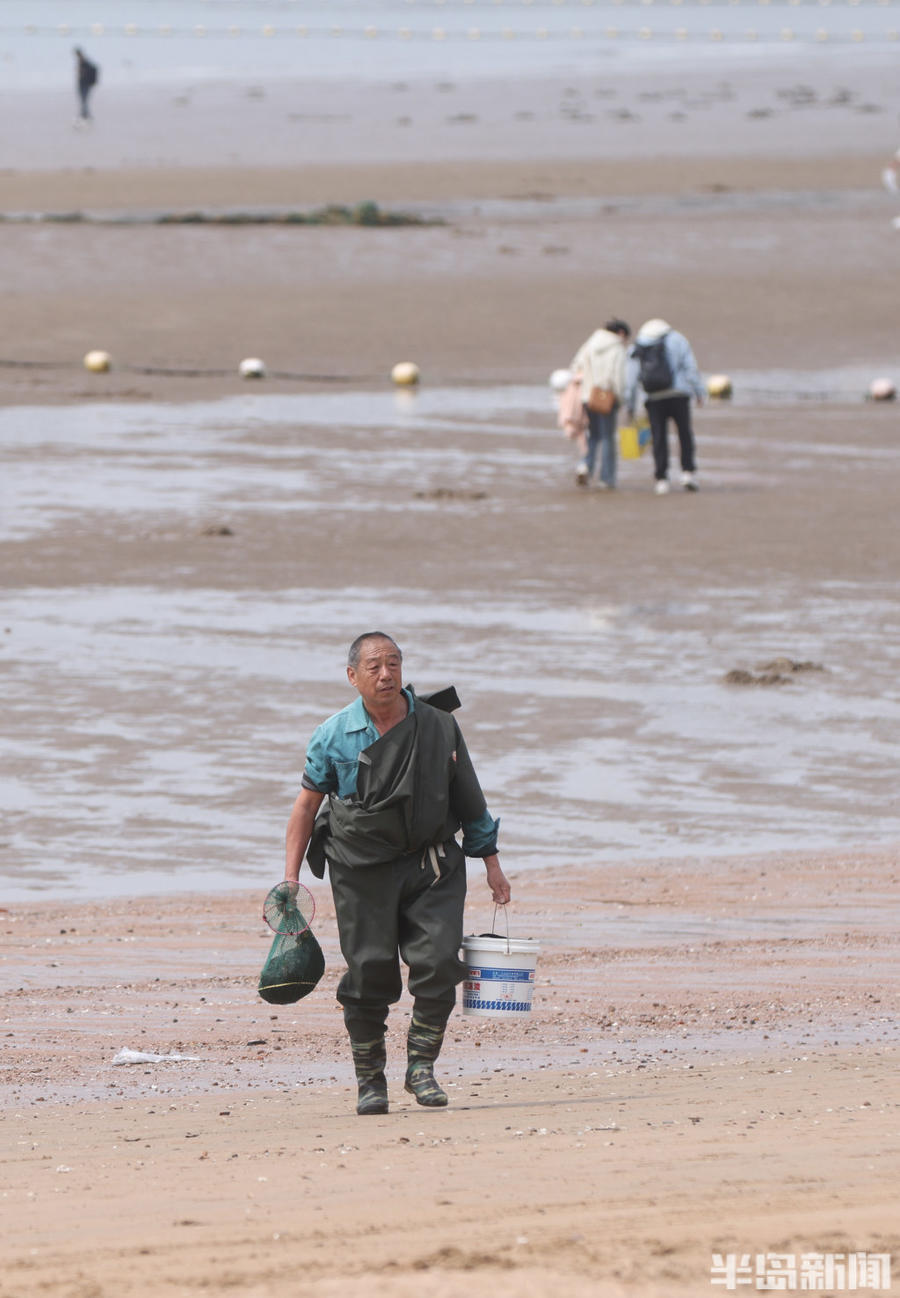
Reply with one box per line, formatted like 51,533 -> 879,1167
633,336 -> 673,394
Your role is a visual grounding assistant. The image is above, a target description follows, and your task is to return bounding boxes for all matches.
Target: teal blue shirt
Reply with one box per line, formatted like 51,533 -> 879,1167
302,689 -> 499,857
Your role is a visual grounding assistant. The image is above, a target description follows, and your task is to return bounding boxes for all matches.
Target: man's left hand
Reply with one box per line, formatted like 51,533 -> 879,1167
484,855 -> 511,905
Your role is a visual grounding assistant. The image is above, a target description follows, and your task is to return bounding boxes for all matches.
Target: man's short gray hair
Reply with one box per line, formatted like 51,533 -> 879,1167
347,632 -> 403,670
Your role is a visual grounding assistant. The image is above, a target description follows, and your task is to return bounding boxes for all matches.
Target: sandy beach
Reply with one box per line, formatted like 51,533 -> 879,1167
0,144 -> 896,409
2,42 -> 899,1298
1,49 -> 899,402
2,850 -> 899,1297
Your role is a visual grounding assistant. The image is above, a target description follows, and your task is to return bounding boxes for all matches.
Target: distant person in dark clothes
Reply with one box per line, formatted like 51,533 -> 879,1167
74,48 -> 99,122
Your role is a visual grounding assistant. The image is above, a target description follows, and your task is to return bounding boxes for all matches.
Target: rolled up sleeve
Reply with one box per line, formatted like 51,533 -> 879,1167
461,809 -> 500,858
301,723 -> 337,795
451,723 -> 500,857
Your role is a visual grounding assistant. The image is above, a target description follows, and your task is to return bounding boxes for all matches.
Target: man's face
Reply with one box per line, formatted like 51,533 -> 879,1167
347,637 -> 403,712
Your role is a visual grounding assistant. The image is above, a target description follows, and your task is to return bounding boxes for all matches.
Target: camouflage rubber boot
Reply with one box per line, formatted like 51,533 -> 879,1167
349,1035 -> 388,1116
404,1015 -> 448,1108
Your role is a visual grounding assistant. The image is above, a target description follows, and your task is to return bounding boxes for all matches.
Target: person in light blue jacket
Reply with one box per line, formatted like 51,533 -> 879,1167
624,319 -> 705,495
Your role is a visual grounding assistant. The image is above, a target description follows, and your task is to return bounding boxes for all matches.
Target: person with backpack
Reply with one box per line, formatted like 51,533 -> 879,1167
624,319 -> 705,495
74,48 -> 99,122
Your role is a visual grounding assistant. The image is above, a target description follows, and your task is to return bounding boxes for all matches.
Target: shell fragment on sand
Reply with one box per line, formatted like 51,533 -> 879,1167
112,1047 -> 200,1065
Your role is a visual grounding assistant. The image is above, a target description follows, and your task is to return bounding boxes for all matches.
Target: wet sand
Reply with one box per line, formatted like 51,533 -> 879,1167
2,57 -> 900,1298
0,145 -> 896,404
2,386 -> 900,898
1,55 -> 899,402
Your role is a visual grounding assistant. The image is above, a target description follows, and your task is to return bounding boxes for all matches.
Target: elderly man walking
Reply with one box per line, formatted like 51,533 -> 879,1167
284,632 -> 510,1116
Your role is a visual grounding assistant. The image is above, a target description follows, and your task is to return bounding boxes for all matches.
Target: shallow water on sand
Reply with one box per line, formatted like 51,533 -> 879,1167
10,3 -> 900,91
1,388 -> 899,900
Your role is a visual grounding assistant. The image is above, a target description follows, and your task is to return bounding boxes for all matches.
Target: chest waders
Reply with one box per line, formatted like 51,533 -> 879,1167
313,700 -> 488,1115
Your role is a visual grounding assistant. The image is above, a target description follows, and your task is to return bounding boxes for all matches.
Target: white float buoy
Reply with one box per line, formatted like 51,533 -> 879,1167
391,361 -> 420,386
867,377 -> 896,401
239,357 -> 267,379
549,368 -> 573,392
707,373 -> 733,399
83,350 -> 111,373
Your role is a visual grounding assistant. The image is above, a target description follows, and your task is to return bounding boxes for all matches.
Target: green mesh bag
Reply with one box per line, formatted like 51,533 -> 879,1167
258,881 -> 325,1005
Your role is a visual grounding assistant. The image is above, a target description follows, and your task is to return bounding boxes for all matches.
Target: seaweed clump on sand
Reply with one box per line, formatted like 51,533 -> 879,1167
155,202 -> 439,228
723,658 -> 826,687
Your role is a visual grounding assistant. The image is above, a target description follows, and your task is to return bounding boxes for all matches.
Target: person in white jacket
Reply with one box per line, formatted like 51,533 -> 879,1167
624,318 -> 704,495
568,320 -> 630,490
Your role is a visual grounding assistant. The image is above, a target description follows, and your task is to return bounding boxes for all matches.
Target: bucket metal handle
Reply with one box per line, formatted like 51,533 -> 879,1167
492,903 -> 510,955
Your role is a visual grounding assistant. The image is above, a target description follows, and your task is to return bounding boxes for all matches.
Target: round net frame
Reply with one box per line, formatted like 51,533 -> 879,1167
262,880 -> 316,938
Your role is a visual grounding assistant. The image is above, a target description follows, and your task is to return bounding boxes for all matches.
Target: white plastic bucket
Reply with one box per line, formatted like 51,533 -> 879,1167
461,934 -> 540,1019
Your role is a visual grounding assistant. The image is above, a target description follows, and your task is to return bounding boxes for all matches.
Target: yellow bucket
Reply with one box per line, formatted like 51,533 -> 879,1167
619,420 -> 650,460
